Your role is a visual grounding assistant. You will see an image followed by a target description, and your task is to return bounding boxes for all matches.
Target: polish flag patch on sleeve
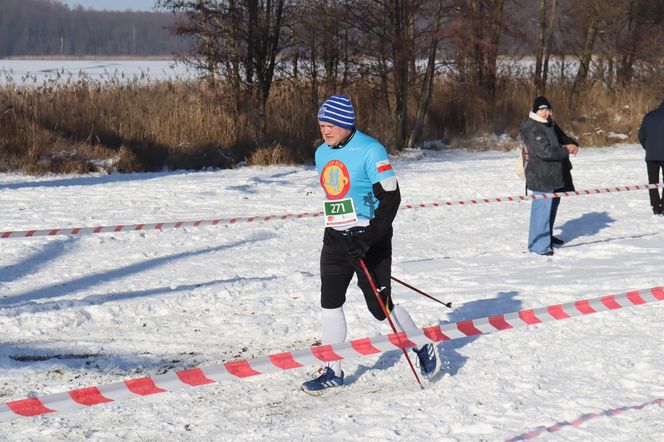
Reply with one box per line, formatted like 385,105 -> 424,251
376,160 -> 392,174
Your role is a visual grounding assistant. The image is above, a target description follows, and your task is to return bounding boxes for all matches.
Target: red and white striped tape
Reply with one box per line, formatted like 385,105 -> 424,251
402,183 -> 662,209
0,212 -> 325,239
1,285 -> 662,422
1,183 -> 661,239
506,398 -> 664,441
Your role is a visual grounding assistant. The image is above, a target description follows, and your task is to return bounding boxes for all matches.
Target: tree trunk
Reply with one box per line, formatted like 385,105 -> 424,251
572,2 -> 600,98
541,0 -> 557,94
484,0 -> 505,102
617,0 -> 639,86
468,0 -> 483,88
309,33 -> 319,110
393,0 -> 410,150
534,0 -> 547,94
407,1 -> 443,148
454,6 -> 468,83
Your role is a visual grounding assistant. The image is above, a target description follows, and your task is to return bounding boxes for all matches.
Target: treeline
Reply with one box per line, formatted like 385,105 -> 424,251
0,0 -> 189,57
159,0 -> 664,150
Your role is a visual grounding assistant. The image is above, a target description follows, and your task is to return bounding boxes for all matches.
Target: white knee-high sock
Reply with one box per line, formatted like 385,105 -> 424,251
385,304 -> 418,334
321,307 -> 346,375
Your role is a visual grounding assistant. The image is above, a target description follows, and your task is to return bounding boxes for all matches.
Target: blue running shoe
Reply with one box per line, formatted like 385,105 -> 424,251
301,367 -> 344,395
413,344 -> 437,378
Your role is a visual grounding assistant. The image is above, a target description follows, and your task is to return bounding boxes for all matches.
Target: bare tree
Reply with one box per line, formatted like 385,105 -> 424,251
452,0 -> 507,101
534,0 -> 547,92
349,0 -> 455,150
391,0 -> 413,150
158,0 -> 289,133
606,0 -> 664,86
533,0 -> 557,95
407,0 -> 448,148
288,0 -> 353,109
348,0 -> 420,149
570,0 -> 601,97
541,0 -> 557,91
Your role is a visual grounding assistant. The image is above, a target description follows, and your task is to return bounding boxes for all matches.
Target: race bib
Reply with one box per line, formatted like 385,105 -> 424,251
323,198 -> 357,227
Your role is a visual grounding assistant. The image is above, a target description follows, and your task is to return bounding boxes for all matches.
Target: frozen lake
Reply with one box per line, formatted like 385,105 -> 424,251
0,59 -> 196,85
1,57 -> 581,86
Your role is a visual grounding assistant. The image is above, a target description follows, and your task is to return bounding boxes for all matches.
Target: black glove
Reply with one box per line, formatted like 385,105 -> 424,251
342,227 -> 374,258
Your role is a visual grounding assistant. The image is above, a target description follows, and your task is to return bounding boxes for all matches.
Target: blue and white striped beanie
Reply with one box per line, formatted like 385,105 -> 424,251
317,95 -> 355,130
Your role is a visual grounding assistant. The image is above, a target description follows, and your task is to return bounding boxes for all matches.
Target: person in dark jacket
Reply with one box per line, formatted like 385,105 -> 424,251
638,101 -> 664,215
520,96 -> 579,255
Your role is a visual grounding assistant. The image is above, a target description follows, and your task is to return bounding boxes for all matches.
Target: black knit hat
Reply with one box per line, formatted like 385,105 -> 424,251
532,96 -> 552,113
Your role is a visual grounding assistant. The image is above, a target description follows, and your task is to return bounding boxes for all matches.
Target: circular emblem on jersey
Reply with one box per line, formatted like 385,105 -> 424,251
320,160 -> 351,200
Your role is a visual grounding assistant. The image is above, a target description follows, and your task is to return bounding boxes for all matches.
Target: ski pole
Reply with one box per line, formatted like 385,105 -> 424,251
390,276 -> 452,308
358,258 -> 423,389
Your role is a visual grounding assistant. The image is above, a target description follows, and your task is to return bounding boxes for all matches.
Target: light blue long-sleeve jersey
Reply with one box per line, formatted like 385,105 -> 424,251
315,130 -> 396,223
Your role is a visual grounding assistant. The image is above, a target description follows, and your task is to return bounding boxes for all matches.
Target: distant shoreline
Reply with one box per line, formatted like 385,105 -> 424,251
2,55 -> 177,61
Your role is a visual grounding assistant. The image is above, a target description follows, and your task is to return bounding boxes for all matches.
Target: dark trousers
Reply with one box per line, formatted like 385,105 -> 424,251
646,161 -> 664,212
319,227 -> 393,321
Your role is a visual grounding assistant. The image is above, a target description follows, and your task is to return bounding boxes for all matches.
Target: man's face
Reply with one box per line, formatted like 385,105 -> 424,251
319,122 -> 352,147
536,108 -> 551,119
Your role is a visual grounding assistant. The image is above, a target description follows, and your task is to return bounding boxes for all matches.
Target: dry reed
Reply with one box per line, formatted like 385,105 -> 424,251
0,72 -> 661,175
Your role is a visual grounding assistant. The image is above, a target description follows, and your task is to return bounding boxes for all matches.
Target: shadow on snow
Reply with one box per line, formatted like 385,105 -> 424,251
0,235 -> 274,308
0,237 -> 74,283
0,170 -> 182,191
557,211 -> 614,242
345,291 -> 522,385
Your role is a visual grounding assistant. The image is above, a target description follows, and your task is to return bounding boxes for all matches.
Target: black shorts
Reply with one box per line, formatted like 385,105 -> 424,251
319,227 -> 393,320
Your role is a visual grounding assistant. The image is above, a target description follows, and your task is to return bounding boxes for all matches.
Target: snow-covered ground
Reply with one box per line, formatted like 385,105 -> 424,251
1,143 -> 663,441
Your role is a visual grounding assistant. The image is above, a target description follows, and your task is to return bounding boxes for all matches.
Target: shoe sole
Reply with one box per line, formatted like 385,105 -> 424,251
421,364 -> 438,380
301,385 -> 343,396
301,387 -> 326,396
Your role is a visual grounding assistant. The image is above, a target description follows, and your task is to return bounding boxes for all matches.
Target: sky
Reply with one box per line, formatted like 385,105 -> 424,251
59,0 -> 156,11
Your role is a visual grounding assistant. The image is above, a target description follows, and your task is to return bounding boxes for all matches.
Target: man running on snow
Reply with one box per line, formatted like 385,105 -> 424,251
302,95 -> 437,395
